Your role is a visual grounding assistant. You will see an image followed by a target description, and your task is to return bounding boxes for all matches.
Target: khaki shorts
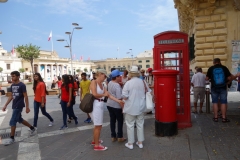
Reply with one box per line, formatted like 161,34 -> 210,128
193,87 -> 205,103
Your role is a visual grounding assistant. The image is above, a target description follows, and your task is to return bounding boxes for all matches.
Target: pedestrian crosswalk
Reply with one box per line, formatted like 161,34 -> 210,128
0,110 -> 8,127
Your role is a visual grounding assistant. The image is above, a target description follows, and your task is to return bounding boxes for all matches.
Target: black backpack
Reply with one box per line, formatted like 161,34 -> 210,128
79,93 -> 95,113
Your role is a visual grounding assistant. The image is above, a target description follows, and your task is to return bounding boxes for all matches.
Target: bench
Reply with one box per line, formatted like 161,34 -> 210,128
47,90 -> 58,95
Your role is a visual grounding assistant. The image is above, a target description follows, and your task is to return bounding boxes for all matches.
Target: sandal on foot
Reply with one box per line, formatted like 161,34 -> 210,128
222,118 -> 230,123
218,114 -> 222,118
213,117 -> 218,122
192,111 -> 197,114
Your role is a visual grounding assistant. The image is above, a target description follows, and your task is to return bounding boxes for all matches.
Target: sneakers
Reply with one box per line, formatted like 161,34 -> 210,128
136,142 -> 143,148
4,138 -> 15,146
84,118 -> 92,123
30,127 -> 37,136
91,140 -> 103,145
74,117 -> 78,125
49,121 -> 54,127
125,143 -> 133,149
59,125 -> 68,130
94,145 -> 108,151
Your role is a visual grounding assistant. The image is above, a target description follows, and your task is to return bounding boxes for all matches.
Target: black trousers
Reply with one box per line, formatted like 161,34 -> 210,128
107,106 -> 124,138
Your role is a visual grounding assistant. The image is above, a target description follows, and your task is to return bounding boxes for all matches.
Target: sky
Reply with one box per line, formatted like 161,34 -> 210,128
0,0 -> 179,61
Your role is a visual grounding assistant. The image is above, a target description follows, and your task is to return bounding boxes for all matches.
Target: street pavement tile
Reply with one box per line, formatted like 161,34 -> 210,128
0,141 -> 19,160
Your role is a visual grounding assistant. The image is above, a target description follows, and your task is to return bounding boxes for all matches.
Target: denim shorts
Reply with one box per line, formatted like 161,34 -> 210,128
211,87 -> 227,104
9,108 -> 24,126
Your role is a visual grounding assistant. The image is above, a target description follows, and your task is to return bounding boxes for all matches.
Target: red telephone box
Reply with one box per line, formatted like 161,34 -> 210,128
153,31 -> 192,129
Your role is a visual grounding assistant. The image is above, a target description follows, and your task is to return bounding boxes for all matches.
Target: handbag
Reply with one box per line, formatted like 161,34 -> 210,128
79,93 -> 95,113
143,80 -> 153,112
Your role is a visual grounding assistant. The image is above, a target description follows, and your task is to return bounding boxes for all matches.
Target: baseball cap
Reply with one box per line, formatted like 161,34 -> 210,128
111,69 -> 122,78
98,69 -> 109,78
148,68 -> 153,72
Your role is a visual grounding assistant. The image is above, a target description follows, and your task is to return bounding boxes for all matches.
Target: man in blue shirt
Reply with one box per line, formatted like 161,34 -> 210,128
2,71 -> 36,146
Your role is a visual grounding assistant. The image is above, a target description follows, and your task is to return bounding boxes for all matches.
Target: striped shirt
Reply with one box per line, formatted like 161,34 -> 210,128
106,81 -> 122,109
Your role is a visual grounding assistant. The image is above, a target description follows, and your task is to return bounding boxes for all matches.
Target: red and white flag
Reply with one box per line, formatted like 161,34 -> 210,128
80,56 -> 83,61
88,57 -> 90,61
11,45 -> 15,57
48,31 -> 52,41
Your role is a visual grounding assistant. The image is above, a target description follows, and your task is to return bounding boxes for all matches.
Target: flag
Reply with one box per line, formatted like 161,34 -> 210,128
11,45 -> 15,57
88,57 -> 90,61
80,56 -> 83,61
48,31 -> 52,41
72,54 -> 75,59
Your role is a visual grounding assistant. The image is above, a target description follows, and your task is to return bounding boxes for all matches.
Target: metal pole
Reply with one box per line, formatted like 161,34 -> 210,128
205,88 -> 210,113
68,34 -> 73,75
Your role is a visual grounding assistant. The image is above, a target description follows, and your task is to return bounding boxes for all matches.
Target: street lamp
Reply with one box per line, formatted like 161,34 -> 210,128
57,23 -> 82,75
127,50 -> 134,65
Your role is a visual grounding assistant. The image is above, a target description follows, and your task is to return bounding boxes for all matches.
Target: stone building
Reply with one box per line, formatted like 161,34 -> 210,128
92,50 -> 154,73
21,50 -> 95,81
0,43 -> 22,81
174,0 -> 240,73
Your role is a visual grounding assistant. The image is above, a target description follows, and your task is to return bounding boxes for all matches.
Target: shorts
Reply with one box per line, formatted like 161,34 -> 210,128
10,108 -> 24,126
90,100 -> 104,126
193,87 -> 205,103
211,87 -> 227,104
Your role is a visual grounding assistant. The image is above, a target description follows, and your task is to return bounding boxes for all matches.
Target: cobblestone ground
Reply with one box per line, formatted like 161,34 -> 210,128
0,92 -> 239,160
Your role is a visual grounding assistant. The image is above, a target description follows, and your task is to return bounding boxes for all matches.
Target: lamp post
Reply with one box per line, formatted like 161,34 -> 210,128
127,50 -> 134,65
57,23 -> 82,75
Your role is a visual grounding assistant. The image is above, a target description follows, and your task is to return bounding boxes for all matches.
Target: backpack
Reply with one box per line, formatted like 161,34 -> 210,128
212,67 -> 226,88
79,93 -> 95,113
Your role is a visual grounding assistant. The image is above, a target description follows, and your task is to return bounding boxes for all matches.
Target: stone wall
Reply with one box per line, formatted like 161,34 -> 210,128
194,0 -> 228,72
174,0 -> 240,72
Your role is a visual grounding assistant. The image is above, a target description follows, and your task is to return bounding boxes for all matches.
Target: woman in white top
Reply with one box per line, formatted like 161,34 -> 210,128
122,66 -> 147,150
90,69 -> 124,151
121,70 -> 129,86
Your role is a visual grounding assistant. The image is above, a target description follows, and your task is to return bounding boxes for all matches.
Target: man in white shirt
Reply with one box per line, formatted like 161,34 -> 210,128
191,67 -> 206,113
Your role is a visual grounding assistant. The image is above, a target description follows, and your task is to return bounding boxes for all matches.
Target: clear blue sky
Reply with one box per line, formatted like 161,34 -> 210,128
0,0 -> 179,60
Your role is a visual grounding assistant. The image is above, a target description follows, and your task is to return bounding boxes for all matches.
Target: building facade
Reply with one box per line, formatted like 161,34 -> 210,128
21,50 -> 95,81
93,50 -> 154,73
174,0 -> 240,73
0,43 -> 22,81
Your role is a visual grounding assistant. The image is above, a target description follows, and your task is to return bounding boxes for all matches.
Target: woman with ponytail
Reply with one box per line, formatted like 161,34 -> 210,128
33,73 -> 54,128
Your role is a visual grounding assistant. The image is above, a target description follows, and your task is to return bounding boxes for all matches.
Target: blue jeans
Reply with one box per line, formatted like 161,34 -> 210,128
211,87 -> 227,104
10,108 -> 24,126
33,101 -> 54,127
61,100 -> 77,126
107,106 -> 124,138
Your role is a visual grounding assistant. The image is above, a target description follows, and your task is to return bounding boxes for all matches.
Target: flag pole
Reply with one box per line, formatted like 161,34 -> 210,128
51,31 -> 54,55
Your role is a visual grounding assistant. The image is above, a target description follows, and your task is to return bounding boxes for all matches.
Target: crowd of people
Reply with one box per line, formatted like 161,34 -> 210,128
3,57 -> 237,151
191,58 -> 240,123
1,66 -> 155,150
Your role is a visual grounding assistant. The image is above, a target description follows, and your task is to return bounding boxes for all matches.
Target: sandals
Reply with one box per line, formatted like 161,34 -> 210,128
192,111 -> 198,114
222,118 -> 230,123
218,113 -> 222,118
213,117 -> 218,122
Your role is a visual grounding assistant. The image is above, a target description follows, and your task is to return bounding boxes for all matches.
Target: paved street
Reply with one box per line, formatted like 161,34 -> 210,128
0,92 -> 240,160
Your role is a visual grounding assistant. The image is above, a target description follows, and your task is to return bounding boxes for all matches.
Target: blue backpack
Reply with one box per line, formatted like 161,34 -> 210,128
212,68 -> 226,88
